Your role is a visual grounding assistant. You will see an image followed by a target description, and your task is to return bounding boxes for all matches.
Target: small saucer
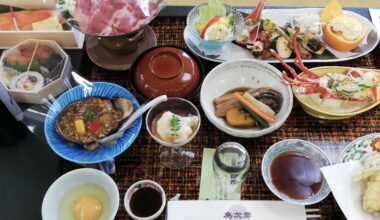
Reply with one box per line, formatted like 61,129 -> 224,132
86,26 -> 157,71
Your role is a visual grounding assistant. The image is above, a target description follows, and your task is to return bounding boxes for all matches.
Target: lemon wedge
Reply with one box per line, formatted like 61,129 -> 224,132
204,23 -> 230,42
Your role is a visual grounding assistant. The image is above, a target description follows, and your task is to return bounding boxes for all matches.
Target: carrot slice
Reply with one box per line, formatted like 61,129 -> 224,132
200,16 -> 221,38
233,92 -> 276,123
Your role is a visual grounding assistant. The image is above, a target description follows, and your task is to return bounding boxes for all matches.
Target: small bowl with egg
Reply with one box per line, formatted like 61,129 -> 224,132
261,139 -> 331,205
200,59 -> 293,138
41,168 -> 119,220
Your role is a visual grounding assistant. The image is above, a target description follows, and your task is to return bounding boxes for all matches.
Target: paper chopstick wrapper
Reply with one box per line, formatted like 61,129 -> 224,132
1,0 -> 56,9
199,148 -> 242,200
321,161 -> 374,220
167,200 -> 306,220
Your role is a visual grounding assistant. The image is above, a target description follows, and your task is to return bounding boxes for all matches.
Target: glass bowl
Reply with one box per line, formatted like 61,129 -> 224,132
186,3 -> 244,51
57,0 -> 164,37
146,98 -> 201,169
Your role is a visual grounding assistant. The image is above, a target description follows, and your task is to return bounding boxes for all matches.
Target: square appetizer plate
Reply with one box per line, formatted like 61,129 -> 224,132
184,8 -> 378,63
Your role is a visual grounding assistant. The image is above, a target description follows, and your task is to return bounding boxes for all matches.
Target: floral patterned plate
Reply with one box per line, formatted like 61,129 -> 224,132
338,133 -> 380,163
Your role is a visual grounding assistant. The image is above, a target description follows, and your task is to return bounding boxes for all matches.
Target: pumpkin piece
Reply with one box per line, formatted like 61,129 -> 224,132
225,108 -> 256,128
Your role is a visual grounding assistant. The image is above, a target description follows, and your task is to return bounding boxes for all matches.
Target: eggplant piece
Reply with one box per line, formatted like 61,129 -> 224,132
301,33 -> 326,55
302,38 -> 326,55
273,36 -> 292,59
250,87 -> 283,114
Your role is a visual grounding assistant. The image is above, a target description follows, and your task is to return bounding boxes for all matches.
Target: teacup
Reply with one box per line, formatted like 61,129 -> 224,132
124,180 -> 166,220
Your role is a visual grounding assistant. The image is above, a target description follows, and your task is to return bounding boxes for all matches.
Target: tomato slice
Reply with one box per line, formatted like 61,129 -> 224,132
200,16 -> 221,38
86,120 -> 102,134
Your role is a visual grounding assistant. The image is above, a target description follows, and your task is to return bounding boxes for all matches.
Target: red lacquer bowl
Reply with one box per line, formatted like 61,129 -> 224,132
131,46 -> 203,99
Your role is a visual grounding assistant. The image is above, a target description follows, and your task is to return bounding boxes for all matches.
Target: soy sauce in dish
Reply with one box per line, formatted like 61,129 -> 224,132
270,151 -> 323,200
130,187 -> 162,217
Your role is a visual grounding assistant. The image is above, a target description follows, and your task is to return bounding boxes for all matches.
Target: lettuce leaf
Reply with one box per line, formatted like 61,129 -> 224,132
198,0 -> 226,25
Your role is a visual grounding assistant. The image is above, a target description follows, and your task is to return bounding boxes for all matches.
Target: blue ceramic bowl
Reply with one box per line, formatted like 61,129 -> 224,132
261,139 -> 331,205
44,82 -> 142,164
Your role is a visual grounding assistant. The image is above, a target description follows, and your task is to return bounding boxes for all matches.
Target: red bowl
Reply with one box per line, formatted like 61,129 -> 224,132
131,46 -> 203,99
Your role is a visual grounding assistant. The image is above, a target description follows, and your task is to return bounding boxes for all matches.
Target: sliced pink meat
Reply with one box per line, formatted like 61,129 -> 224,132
74,0 -> 159,36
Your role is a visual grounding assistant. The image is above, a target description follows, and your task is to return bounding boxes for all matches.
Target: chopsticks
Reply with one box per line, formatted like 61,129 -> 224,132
10,6 -> 20,31
306,208 -> 321,219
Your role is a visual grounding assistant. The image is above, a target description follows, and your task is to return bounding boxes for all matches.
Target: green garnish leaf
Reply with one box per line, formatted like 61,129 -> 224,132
227,13 -> 235,26
83,110 -> 95,123
170,114 -> 181,137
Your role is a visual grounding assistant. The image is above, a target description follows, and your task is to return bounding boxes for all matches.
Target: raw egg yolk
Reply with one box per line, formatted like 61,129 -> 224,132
73,195 -> 102,220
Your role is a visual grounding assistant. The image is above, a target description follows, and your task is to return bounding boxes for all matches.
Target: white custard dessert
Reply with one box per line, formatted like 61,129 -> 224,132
156,111 -> 199,143
330,15 -> 363,41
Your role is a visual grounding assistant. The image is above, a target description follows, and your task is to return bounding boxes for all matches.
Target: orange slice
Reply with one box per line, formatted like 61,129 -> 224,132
322,15 -> 366,52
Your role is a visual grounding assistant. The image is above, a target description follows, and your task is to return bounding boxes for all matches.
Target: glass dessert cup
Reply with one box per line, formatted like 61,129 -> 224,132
146,98 -> 201,169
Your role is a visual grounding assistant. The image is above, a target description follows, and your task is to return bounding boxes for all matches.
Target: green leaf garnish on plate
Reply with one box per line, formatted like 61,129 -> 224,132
170,114 -> 181,137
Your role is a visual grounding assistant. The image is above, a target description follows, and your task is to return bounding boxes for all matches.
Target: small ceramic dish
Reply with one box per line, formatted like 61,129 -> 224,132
42,168 -> 119,220
261,139 -> 331,205
293,67 -> 380,120
131,46 -> 204,100
44,82 -> 142,164
200,59 -> 293,138
124,180 -> 166,220
338,133 -> 380,163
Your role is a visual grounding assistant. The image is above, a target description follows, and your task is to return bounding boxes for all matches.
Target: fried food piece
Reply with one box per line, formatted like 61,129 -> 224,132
363,180 -> 380,213
359,170 -> 380,213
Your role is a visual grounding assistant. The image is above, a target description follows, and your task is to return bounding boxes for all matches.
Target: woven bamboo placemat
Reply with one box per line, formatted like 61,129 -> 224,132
60,17 -> 380,220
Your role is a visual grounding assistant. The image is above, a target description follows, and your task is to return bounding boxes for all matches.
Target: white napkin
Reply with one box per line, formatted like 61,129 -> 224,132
370,9 -> 380,35
321,161 -> 374,220
167,200 -> 306,220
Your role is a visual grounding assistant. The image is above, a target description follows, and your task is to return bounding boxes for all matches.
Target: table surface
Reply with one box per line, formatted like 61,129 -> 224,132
1,6 -> 379,220
59,11 -> 380,220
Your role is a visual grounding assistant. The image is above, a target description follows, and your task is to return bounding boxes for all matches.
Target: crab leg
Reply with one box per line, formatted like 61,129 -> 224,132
270,49 -> 312,83
245,0 -> 266,21
292,28 -> 320,79
371,86 -> 378,101
238,0 -> 266,44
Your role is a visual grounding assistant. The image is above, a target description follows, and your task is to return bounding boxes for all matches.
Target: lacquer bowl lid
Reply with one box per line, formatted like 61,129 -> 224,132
131,46 -> 203,99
